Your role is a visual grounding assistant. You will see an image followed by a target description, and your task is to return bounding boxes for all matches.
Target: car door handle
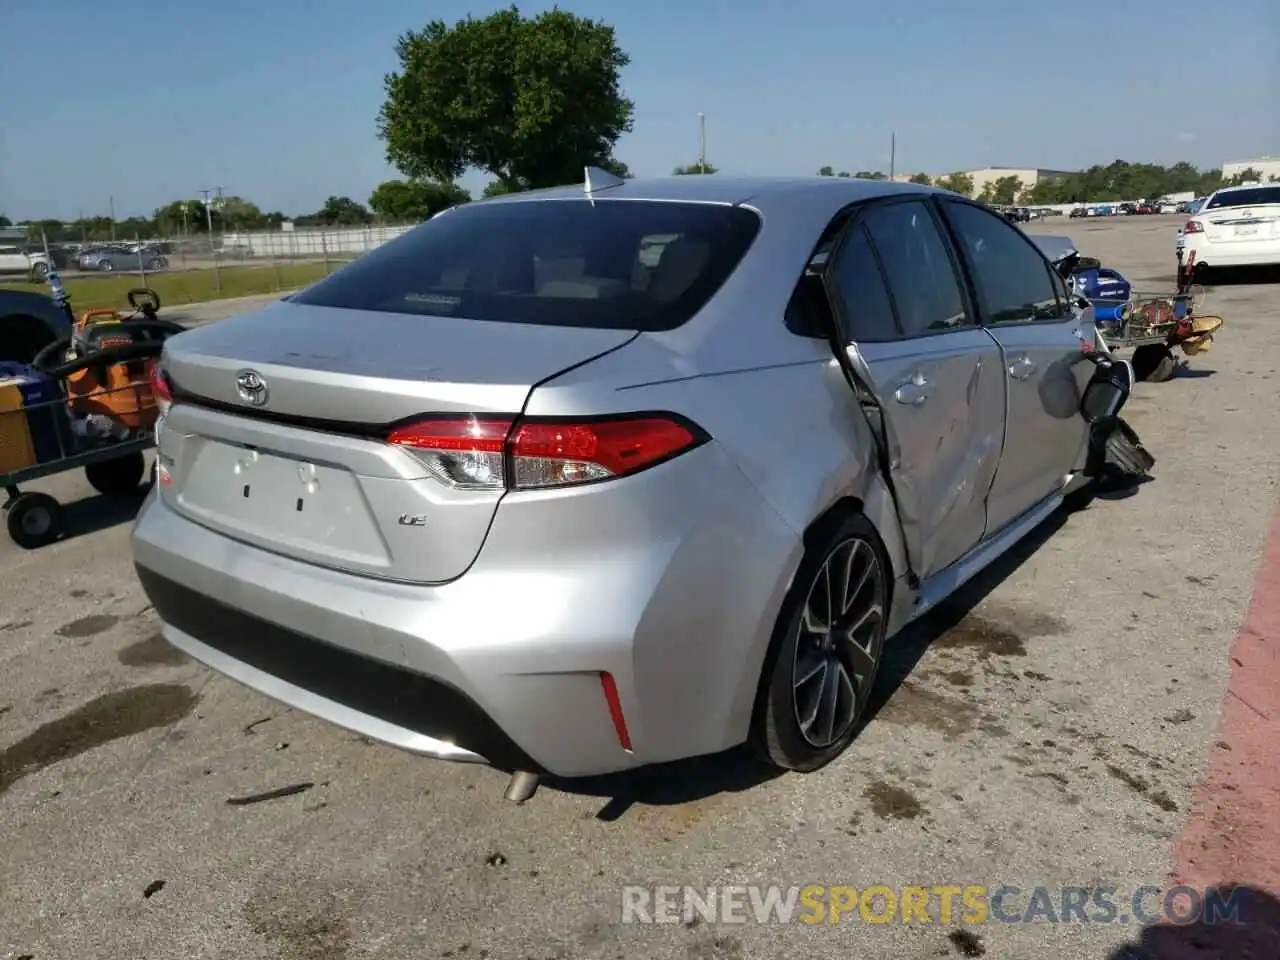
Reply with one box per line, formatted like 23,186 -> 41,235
894,373 -> 932,406
1008,355 -> 1037,380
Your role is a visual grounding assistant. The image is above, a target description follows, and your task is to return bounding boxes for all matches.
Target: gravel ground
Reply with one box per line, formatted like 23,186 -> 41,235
1,214 -> 1277,960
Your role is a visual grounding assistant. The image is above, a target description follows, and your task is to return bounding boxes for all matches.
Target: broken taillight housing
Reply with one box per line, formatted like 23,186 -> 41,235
149,361 -> 173,416
386,414 -> 707,491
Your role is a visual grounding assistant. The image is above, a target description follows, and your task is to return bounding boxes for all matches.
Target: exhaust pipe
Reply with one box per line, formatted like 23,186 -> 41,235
504,771 -> 540,804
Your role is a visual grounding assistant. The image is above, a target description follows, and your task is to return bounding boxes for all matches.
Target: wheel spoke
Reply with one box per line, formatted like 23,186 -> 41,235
815,660 -> 840,745
834,662 -> 858,727
842,543 -> 876,616
796,661 -> 827,733
794,650 -> 826,690
820,561 -> 834,629
840,629 -> 879,679
846,602 -> 883,645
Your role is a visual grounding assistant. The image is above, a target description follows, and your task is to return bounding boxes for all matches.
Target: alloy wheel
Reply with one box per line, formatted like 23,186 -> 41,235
791,536 -> 885,748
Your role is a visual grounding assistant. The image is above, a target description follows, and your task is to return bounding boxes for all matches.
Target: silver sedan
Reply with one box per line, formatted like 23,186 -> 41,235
133,171 -> 1111,797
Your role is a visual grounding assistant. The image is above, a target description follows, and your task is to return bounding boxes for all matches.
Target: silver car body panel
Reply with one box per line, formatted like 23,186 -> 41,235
133,175 -> 1095,777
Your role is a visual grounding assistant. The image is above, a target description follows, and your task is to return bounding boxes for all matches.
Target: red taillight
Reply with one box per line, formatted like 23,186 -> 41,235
1184,219 -> 1204,234
149,361 -> 173,414
599,672 -> 632,752
386,413 -> 704,491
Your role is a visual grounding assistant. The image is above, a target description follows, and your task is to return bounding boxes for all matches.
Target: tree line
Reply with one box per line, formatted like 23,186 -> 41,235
818,161 -> 1276,205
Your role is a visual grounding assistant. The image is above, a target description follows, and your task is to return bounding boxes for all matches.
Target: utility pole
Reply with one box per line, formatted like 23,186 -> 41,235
697,112 -> 706,172
109,194 -> 116,240
889,132 -> 896,181
200,188 -> 222,292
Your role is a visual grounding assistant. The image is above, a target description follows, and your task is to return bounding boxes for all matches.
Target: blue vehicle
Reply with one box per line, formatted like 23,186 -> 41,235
1070,257 -> 1131,323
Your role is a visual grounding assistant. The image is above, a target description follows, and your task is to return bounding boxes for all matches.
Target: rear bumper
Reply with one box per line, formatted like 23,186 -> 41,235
131,444 -> 801,778
1184,237 -> 1280,268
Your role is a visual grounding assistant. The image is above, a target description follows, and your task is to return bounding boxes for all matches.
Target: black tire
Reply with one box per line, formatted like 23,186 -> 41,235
29,262 -> 49,282
147,258 -> 166,270
85,452 -> 146,497
98,260 -> 114,272
753,511 -> 891,772
6,492 -> 63,549
1132,343 -> 1176,382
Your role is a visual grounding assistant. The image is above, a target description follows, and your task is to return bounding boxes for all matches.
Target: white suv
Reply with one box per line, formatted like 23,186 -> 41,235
1181,184 -> 1280,275
0,244 -> 52,281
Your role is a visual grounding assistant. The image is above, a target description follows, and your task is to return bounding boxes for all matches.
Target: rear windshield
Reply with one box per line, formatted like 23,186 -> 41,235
289,198 -> 761,332
1206,186 -> 1280,209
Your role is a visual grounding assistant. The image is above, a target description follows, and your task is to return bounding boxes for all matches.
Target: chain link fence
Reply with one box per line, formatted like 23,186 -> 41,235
12,222 -> 420,292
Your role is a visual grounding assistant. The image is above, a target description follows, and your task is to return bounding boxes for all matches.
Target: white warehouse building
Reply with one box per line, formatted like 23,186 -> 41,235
1221,157 -> 1280,183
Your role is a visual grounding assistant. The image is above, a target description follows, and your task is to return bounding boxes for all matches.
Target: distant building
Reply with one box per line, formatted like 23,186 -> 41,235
1221,157 -> 1280,183
957,167 -> 1075,198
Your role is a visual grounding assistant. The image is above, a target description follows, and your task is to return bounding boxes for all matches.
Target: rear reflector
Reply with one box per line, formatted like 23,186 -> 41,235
386,413 -> 706,491
599,672 -> 632,752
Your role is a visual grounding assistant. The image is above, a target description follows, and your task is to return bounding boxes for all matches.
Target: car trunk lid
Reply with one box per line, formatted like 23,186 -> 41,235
1203,202 -> 1280,243
158,301 -> 635,584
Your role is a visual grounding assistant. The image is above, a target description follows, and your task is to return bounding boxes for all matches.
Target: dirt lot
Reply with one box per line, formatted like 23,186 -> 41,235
2,215 -> 1277,959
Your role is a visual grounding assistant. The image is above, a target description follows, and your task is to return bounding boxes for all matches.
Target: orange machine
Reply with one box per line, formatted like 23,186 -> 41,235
32,301 -> 184,436
63,309 -> 160,433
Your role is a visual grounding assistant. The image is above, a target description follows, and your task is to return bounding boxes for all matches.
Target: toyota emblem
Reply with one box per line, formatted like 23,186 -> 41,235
235,369 -> 269,406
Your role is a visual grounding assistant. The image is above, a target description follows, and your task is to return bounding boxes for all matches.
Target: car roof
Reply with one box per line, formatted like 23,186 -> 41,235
475,174 -> 941,219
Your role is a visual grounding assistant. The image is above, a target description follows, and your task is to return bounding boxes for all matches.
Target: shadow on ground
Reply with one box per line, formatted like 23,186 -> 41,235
860,509 -> 1066,727
55,487 -> 151,542
1109,884 -> 1280,960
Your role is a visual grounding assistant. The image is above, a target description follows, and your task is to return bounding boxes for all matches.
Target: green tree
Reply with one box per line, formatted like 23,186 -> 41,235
600,158 -> 633,179
672,162 -> 717,175
817,166 -> 834,177
482,180 -> 522,198
908,172 -> 932,185
934,172 -> 975,196
1225,167 -> 1263,186
308,196 -> 373,227
0,215 -> 10,228
369,179 -> 471,221
154,199 -> 212,235
990,175 -> 1024,205
216,196 -> 264,230
378,6 -> 634,192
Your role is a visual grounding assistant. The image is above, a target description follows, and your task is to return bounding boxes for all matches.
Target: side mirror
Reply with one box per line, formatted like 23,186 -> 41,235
1080,358 -> 1134,423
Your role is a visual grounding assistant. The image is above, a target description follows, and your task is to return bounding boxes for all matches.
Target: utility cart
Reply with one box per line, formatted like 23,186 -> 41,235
0,268 -> 183,548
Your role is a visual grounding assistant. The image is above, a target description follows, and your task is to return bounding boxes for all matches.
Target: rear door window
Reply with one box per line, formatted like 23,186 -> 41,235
940,200 -> 1069,324
825,225 -> 900,342
290,200 -> 761,332
860,201 -> 970,336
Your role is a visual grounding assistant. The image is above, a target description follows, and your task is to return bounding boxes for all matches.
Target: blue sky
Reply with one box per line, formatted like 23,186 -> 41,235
1,0 -> 1276,221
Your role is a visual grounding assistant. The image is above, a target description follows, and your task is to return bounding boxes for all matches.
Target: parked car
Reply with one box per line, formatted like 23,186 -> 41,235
1180,183 -> 1280,276
1158,202 -> 1179,214
1069,207 -> 1088,219
78,245 -> 169,272
134,173 -> 1112,789
1135,203 -> 1155,215
0,243 -> 53,282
